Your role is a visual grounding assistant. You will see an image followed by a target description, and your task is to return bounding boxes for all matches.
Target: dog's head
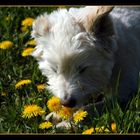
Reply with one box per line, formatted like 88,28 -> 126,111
31,6 -> 117,108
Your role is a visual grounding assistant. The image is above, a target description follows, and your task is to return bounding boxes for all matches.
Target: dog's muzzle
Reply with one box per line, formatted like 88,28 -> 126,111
60,97 -> 76,108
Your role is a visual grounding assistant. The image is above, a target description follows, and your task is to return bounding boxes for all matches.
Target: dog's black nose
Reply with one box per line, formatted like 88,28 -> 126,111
61,97 -> 76,108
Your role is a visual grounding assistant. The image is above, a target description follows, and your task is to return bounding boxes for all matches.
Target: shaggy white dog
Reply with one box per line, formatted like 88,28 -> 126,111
31,6 -> 140,122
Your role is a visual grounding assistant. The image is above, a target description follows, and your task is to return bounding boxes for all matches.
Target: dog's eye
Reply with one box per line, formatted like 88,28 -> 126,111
78,66 -> 88,74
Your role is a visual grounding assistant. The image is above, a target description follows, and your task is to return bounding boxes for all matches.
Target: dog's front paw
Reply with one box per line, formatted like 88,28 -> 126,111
45,112 -> 76,130
56,121 -> 78,132
46,113 -> 73,130
56,121 -> 71,129
45,112 -> 62,124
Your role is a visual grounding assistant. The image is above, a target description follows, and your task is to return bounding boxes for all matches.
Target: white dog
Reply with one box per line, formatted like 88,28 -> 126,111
31,6 -> 140,124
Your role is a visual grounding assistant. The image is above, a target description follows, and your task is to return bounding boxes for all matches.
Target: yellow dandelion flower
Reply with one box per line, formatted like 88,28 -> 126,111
21,17 -> 34,27
58,106 -> 73,120
88,126 -> 109,133
94,126 -> 104,133
104,128 -> 110,133
21,47 -> 34,57
47,96 -> 62,112
111,122 -> 117,132
39,121 -> 53,129
22,104 -> 45,119
15,79 -> 31,89
82,127 -> 94,134
37,84 -> 45,92
82,126 -> 111,134
0,41 -> 13,50
73,110 -> 88,124
21,26 -> 29,32
26,39 -> 36,46
94,126 -> 109,133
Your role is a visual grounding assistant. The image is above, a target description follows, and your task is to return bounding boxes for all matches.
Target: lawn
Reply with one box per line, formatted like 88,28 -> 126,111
0,6 -> 139,134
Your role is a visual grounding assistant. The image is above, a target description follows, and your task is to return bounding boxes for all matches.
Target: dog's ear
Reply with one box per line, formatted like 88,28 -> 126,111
79,6 -> 114,37
31,15 -> 49,38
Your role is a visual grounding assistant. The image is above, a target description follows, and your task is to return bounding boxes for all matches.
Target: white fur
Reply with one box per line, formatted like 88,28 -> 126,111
31,7 -> 114,106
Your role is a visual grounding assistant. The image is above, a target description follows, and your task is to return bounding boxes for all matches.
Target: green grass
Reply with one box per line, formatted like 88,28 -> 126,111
0,6 -> 139,134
